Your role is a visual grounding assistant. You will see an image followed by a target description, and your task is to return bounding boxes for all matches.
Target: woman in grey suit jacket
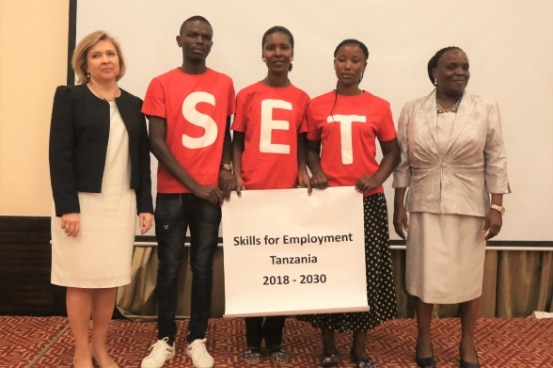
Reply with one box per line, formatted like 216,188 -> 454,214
392,47 -> 510,368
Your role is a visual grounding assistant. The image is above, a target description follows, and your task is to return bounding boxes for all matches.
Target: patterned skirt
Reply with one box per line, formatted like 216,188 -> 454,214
299,193 -> 398,332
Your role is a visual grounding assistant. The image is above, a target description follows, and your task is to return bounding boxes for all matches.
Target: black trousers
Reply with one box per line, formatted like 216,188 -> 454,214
245,316 -> 286,348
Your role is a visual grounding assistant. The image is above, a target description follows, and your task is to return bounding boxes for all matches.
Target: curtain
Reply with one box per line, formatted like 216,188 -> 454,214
117,246 -> 226,321
117,247 -> 553,320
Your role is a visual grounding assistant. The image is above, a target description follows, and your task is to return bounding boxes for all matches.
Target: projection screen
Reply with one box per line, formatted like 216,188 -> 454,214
73,0 -> 553,242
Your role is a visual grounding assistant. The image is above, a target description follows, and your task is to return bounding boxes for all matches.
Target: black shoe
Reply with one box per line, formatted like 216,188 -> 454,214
459,347 -> 480,368
460,361 -> 480,368
416,355 -> 436,368
415,342 -> 436,368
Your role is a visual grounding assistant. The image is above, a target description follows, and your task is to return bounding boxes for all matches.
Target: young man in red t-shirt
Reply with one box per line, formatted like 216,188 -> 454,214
140,16 -> 235,368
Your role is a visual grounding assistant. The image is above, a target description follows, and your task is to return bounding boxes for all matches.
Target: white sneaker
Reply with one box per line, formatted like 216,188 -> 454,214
187,338 -> 214,368
140,337 -> 175,368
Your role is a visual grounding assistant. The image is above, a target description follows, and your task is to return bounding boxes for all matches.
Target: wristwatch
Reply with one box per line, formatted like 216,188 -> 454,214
220,163 -> 232,172
490,204 -> 505,215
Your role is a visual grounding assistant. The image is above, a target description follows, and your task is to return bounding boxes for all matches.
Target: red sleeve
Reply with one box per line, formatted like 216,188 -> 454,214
376,102 -> 397,142
227,78 -> 236,117
297,93 -> 310,134
232,89 -> 248,133
305,101 -> 321,141
141,78 -> 166,118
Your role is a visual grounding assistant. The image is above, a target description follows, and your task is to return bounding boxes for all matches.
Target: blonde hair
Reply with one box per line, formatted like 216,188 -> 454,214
71,30 -> 126,84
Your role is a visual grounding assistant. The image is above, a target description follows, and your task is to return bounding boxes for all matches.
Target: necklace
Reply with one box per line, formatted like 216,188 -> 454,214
88,80 -> 120,101
436,98 -> 461,114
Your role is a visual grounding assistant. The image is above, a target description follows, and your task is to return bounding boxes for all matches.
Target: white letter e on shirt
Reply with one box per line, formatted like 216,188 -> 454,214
260,99 -> 292,154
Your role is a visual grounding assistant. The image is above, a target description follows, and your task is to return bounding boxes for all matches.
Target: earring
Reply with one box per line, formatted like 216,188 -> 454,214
433,78 -> 437,86
86,73 -> 90,80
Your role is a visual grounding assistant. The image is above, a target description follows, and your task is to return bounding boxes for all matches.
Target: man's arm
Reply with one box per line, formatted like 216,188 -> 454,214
231,130 -> 245,196
219,116 -> 235,199
149,115 -> 223,205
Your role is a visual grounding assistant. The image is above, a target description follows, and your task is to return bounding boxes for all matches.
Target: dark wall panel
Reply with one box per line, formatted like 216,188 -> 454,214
0,216 -> 66,315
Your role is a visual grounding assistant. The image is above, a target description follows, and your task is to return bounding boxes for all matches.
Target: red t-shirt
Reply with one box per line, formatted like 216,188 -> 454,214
142,68 -> 235,193
305,90 -> 397,196
233,82 -> 309,189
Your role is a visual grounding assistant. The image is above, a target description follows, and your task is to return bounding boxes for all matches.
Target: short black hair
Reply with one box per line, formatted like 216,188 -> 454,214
180,15 -> 212,35
427,46 -> 463,84
334,39 -> 369,60
262,25 -> 294,49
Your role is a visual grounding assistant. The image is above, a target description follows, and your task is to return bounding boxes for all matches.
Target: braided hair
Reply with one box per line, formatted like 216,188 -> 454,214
330,39 -> 370,120
427,46 -> 463,85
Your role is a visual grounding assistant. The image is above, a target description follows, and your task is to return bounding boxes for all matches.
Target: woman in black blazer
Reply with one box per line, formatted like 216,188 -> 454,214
49,31 -> 153,368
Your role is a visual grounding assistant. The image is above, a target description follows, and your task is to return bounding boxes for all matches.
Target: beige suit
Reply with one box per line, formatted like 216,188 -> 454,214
393,90 -> 510,216
393,90 -> 510,303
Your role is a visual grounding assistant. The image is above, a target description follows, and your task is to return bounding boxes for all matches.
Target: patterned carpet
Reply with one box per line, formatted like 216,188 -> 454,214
1,316 -> 552,367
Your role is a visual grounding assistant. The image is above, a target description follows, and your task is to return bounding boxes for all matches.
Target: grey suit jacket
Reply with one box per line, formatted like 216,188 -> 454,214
393,90 -> 510,217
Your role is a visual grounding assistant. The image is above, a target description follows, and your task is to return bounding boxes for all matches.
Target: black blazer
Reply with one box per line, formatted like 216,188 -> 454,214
49,84 -> 153,216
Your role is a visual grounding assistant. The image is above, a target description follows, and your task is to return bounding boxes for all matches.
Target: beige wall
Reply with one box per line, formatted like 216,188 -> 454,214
0,0 -> 69,215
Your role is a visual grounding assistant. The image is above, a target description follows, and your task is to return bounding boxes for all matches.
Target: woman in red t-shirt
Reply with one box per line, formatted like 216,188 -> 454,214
232,25 -> 310,365
302,39 -> 400,368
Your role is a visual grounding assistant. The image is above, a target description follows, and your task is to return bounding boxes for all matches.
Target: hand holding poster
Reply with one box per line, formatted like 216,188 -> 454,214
221,186 -> 369,317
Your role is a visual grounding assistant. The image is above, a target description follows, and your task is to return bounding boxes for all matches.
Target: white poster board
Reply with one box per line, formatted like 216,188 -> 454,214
221,187 -> 369,317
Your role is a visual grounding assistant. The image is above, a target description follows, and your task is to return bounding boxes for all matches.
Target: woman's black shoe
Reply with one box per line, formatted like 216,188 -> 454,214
459,346 -> 480,368
416,355 -> 436,368
415,342 -> 436,368
460,360 -> 480,368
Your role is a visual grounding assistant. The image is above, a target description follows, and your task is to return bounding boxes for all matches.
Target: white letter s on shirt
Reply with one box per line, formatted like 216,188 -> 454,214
181,91 -> 218,149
